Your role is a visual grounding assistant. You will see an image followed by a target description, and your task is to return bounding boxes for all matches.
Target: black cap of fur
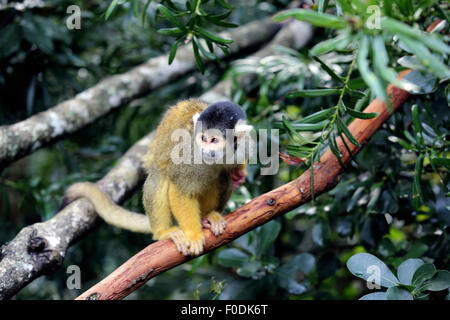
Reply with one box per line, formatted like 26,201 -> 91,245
198,101 -> 246,133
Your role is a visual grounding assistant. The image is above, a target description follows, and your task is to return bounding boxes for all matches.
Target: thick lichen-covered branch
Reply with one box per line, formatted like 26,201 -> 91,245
0,17 -> 281,171
0,20 -> 312,300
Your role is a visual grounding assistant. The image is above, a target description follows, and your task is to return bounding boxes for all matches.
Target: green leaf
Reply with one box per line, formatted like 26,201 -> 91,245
382,17 -> 450,54
132,0 -> 139,17
397,56 -> 425,70
412,263 -> 436,287
22,15 -> 54,54
168,39 -> 182,64
411,104 -> 422,137
211,20 -> 239,28
431,157 -> 450,167
157,4 -> 187,31
287,88 -> 341,98
258,221 -> 281,253
413,154 -> 424,209
312,219 -> 331,247
336,116 -> 361,147
313,56 -> 345,83
105,0 -> 120,20
216,0 -> 234,10
310,153 -> 315,201
287,253 -> 316,274
347,253 -> 399,288
310,31 -> 353,55
281,120 -> 329,131
207,11 -> 232,21
357,36 -> 390,107
328,134 -> 344,168
141,0 -> 152,24
237,261 -> 262,278
195,26 -> 233,45
346,107 -> 379,119
397,34 -> 450,79
402,70 -> 437,94
359,292 -> 388,300
386,286 -> 414,300
388,136 -> 415,150
192,41 -> 205,73
372,36 -> 419,92
397,259 -> 424,285
317,0 -> 329,13
297,108 -> 335,124
424,271 -> 450,291
188,255 -> 205,276
193,36 -> 217,60
282,116 -> 316,145
0,24 -> 21,59
354,91 -> 370,111
335,0 -> 354,14
277,273 -> 308,295
347,186 -> 364,211
190,0 -> 199,13
218,248 -> 249,268
157,27 -> 185,37
286,145 -> 312,158
273,9 -> 348,29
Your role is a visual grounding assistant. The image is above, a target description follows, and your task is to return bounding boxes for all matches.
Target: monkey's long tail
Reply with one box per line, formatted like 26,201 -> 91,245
61,182 -> 152,234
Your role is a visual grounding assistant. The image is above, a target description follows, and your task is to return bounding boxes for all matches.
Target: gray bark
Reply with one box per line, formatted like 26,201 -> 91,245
0,20 -> 312,300
0,17 -> 281,171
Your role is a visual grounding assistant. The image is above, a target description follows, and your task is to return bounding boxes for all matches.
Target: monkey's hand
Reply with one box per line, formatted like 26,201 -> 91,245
230,166 -> 246,189
202,211 -> 227,236
169,228 -> 205,256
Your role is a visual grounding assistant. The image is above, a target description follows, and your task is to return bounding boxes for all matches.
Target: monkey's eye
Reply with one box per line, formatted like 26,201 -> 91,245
211,137 -> 218,143
201,135 -> 207,142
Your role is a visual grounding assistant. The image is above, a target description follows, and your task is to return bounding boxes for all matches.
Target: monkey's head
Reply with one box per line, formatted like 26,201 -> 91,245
192,101 -> 253,164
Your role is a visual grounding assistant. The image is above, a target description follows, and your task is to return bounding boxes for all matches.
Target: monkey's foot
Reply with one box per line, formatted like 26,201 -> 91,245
202,211 -> 227,236
169,229 -> 205,256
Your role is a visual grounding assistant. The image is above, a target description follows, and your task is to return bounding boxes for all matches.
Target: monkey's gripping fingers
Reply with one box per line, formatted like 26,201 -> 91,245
202,211 -> 227,236
169,229 -> 205,256
186,231 -> 206,256
169,229 -> 190,256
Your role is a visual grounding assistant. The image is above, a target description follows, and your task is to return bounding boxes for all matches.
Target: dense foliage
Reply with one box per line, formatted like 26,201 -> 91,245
0,0 -> 448,300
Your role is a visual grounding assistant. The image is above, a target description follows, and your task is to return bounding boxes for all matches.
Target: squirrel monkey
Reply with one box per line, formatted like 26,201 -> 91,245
63,99 -> 252,256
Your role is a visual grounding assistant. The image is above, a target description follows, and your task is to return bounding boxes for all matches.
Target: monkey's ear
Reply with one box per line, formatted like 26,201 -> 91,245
192,113 -> 200,128
234,120 -> 253,140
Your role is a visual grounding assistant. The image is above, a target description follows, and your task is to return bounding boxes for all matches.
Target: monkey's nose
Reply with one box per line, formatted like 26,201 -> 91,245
210,150 -> 216,158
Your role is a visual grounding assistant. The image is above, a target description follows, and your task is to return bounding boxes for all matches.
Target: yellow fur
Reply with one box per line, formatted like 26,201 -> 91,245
64,99 -> 246,256
65,182 -> 151,233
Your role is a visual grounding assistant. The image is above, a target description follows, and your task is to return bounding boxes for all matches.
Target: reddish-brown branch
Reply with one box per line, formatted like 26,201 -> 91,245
76,70 -> 411,300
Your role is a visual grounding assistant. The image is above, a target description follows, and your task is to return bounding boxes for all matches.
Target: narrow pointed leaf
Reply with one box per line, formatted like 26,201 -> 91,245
346,107 -> 378,119
336,116 -> 361,147
287,88 -> 341,98
273,9 -> 348,29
